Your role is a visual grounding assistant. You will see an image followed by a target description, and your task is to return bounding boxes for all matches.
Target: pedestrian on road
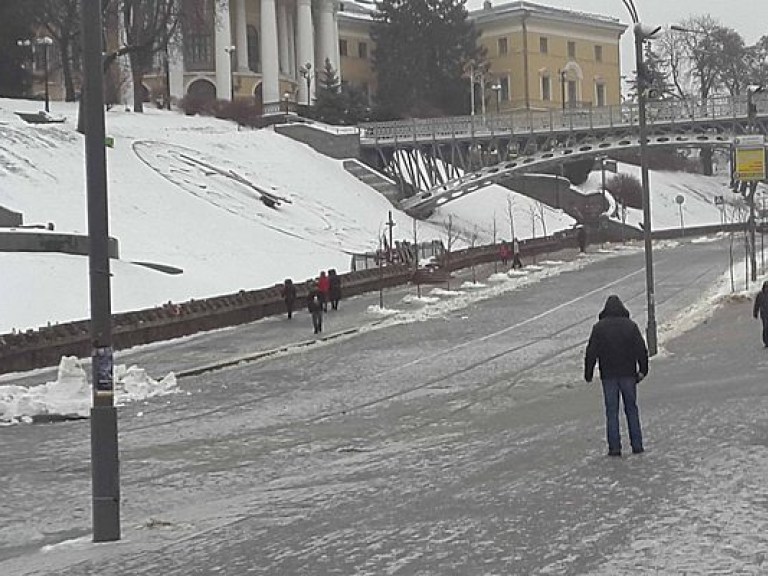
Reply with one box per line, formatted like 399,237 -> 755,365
754,281 -> 768,347
281,278 -> 297,319
584,295 -> 649,457
512,237 -> 523,269
307,282 -> 323,334
577,226 -> 587,253
499,241 -> 510,267
317,271 -> 330,312
328,269 -> 342,310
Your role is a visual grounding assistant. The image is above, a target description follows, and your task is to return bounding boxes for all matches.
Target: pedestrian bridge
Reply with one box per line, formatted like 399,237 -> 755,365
357,95 -> 768,218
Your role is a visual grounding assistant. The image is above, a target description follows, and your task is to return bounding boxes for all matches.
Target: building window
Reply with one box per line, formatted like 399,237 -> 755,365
567,80 -> 577,104
498,37 -> 508,56
595,83 -> 606,107
539,37 -> 548,54
568,41 -> 576,58
358,41 -> 368,59
186,33 -> 213,70
594,45 -> 603,62
541,75 -> 551,101
500,76 -> 510,101
339,39 -> 348,57
247,25 -> 260,72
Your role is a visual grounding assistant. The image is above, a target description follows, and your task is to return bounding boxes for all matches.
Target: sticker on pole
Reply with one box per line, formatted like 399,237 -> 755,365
735,146 -> 766,182
94,346 -> 114,395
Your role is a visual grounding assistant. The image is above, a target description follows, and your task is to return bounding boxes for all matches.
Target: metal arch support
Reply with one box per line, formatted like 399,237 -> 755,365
400,129 -> 736,218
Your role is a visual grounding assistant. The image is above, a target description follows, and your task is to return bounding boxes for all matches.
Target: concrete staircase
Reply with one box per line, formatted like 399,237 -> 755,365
343,159 -> 403,206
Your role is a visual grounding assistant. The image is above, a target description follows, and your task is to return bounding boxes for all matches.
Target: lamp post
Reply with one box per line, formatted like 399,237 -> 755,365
623,0 -> 661,356
16,39 -> 32,98
559,68 -> 567,110
491,82 -> 501,114
224,45 -> 236,101
299,62 -> 312,107
37,37 -> 53,112
81,0 -> 120,542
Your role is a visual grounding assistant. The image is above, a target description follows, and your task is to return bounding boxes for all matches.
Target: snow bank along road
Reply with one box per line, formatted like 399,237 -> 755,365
3,238 -> 767,574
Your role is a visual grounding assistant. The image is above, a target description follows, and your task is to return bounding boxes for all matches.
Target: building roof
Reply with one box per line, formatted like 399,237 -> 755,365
470,1 -> 627,34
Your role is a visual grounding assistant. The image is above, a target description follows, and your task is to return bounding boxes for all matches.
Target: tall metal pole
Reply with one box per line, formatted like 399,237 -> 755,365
635,23 -> 658,356
82,0 -> 120,542
42,42 -> 50,112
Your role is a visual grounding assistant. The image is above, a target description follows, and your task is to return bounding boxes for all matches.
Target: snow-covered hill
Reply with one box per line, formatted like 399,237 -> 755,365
0,98 -> 742,332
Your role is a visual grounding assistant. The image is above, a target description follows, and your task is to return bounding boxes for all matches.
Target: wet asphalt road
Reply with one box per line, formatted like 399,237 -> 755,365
3,238 -> 767,575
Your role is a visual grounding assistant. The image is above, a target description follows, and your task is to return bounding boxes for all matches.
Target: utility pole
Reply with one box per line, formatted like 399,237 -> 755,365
82,0 -> 120,542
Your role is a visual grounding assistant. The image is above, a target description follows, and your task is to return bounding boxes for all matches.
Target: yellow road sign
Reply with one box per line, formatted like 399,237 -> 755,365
735,147 -> 766,181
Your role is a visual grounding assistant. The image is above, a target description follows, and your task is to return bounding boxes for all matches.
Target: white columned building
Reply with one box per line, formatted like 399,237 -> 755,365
170,0 -> 347,114
213,0 -> 233,100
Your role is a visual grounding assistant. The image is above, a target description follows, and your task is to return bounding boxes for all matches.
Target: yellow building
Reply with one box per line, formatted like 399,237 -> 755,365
337,0 -> 627,112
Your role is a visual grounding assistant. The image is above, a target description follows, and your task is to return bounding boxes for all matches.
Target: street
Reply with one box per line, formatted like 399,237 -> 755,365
3,238 -> 768,575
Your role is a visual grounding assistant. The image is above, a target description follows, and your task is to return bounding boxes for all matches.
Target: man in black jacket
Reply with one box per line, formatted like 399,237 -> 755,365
754,281 -> 768,347
585,295 -> 649,457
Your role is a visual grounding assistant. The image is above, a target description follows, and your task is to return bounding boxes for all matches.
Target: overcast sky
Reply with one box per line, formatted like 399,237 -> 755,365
466,0 -> 768,80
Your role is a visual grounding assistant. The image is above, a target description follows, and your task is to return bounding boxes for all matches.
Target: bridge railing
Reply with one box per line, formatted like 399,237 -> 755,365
359,95 -> 755,144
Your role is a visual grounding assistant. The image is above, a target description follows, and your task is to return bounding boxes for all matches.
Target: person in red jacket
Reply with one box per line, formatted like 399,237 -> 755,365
317,271 -> 330,312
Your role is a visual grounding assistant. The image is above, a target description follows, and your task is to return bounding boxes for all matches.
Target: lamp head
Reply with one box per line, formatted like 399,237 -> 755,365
634,23 -> 662,40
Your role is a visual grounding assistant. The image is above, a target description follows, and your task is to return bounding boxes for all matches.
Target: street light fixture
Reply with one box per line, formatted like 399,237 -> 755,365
299,62 -> 312,107
559,68 -> 567,111
491,82 -> 501,114
224,45 -> 236,101
622,0 -> 660,356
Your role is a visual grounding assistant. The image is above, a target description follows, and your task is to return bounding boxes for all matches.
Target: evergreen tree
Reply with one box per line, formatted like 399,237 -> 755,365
313,58 -> 347,124
371,0 -> 481,119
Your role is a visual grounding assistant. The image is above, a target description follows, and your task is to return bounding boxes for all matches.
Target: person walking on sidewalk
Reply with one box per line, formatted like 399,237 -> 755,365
328,269 -> 342,310
754,281 -> 768,347
307,282 -> 323,334
584,295 -> 649,457
317,271 -> 330,312
281,278 -> 297,319
512,237 -> 523,269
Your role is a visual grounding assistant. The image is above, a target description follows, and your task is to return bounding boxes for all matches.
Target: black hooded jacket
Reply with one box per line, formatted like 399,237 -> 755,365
585,296 -> 649,381
754,282 -> 768,319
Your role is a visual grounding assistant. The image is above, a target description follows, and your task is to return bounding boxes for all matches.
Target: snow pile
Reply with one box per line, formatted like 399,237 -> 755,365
0,356 -> 178,424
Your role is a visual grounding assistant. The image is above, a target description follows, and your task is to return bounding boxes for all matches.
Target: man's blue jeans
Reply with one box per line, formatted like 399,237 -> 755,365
601,376 -> 643,453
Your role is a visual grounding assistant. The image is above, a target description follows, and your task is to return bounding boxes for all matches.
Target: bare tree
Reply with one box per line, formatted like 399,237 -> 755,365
31,0 -> 81,101
505,194 -> 516,241
442,215 -> 461,289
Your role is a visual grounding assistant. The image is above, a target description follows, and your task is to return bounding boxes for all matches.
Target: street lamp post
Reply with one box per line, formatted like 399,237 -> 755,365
623,0 -> 661,356
492,83 -> 501,114
37,37 -> 53,112
81,0 -> 120,542
559,69 -> 567,111
224,45 -> 236,101
299,62 -> 312,107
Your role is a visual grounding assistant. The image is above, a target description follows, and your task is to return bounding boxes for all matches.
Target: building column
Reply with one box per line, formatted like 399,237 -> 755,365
168,33 -> 185,100
278,1 -> 290,76
317,0 -> 337,75
296,0 -> 314,105
260,0 -> 280,112
287,7 -> 297,79
214,0 -> 233,100
332,3 -> 340,81
234,0 -> 249,72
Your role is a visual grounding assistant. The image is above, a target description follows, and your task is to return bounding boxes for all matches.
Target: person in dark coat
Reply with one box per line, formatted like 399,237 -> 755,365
281,278 -> 297,319
577,226 -> 587,253
754,281 -> 768,347
584,295 -> 649,457
307,282 -> 323,334
511,237 -> 523,269
328,269 -> 342,310
317,271 -> 330,312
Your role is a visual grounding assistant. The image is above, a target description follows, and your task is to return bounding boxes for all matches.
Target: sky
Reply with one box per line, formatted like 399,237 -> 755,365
466,0 -> 768,86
